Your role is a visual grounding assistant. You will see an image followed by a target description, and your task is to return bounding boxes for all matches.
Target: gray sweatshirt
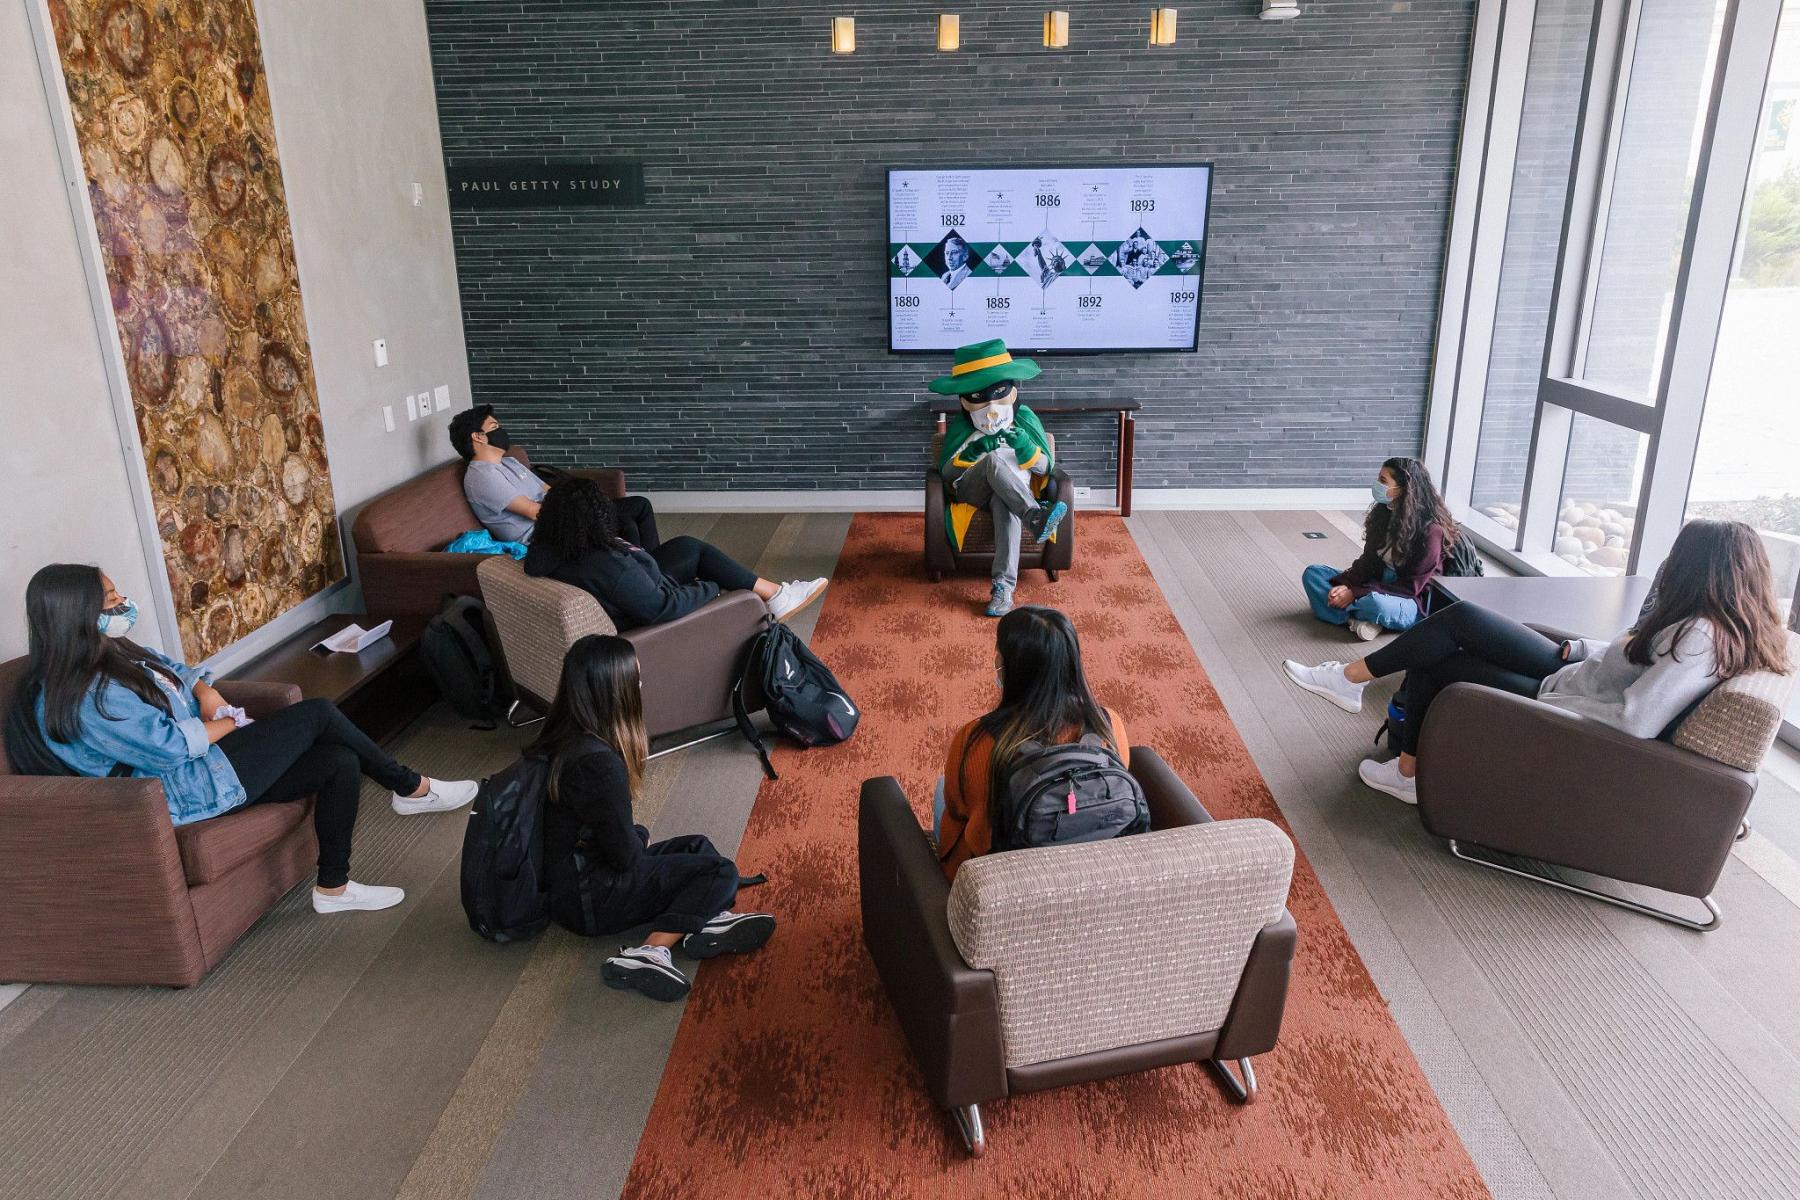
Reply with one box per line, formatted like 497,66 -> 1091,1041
1537,619 -> 1719,738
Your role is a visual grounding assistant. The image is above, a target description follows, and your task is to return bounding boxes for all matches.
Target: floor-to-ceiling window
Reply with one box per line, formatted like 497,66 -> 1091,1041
1431,0 -> 1794,740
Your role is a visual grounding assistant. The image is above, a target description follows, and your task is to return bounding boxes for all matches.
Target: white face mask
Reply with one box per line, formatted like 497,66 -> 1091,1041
98,598 -> 139,639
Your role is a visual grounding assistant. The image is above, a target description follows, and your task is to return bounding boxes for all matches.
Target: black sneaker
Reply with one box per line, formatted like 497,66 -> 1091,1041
680,911 -> 777,959
601,945 -> 691,1001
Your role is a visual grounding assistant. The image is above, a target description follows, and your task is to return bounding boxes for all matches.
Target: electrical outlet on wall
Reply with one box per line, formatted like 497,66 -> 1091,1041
433,384 -> 451,411
1074,486 -> 1093,500
382,405 -> 396,432
405,395 -> 418,421
416,392 -> 431,417
373,339 -> 387,367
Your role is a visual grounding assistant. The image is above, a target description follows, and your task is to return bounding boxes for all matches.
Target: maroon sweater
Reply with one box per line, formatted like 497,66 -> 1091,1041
1331,520 -> 1446,602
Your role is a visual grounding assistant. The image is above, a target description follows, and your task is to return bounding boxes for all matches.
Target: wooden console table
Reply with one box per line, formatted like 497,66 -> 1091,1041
929,399 -> 1142,517
227,614 -> 435,744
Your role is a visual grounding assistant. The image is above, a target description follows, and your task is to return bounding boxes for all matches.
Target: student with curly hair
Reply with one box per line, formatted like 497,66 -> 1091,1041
1301,457 -> 1457,640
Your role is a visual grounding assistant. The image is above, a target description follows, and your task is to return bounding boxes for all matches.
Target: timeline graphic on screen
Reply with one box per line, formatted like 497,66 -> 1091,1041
887,164 -> 1212,353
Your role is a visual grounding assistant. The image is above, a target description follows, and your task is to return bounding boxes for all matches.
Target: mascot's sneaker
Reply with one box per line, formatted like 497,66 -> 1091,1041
985,583 -> 1014,618
768,578 -> 828,622
602,945 -> 691,1002
1028,500 -> 1069,542
392,778 -> 479,815
312,880 -> 405,914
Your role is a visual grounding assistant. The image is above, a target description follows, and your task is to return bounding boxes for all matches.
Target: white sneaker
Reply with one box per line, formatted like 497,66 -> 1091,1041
767,577 -> 828,622
391,777 -> 479,815
601,944 -> 691,1002
312,880 -> 406,913
1349,618 -> 1382,642
1281,659 -> 1366,713
1358,757 -> 1418,805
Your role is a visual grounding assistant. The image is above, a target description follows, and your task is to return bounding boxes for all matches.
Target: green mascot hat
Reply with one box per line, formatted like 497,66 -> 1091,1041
926,338 -> 1043,396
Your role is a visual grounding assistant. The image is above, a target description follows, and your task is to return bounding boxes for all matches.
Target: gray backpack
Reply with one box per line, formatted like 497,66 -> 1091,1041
993,734 -> 1150,853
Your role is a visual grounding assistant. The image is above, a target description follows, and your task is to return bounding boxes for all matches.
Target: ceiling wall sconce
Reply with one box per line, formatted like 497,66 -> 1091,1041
937,14 -> 960,51
1149,8 -> 1178,45
1260,0 -> 1300,19
1042,10 -> 1069,48
831,16 -> 856,53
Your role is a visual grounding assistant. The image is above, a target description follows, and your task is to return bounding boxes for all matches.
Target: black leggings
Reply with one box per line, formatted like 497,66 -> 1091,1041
219,698 -> 422,888
556,833 -> 739,938
649,535 -> 759,593
614,495 -> 660,552
1363,602 -> 1565,756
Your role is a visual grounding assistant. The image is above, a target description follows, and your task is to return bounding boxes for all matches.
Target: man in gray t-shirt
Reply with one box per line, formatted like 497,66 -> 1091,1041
448,405 -> 661,549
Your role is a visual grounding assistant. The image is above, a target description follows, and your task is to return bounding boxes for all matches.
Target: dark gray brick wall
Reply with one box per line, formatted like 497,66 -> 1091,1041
424,0 -> 1476,491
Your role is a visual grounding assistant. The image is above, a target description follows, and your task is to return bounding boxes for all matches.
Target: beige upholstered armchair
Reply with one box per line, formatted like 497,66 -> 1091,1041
475,556 -> 767,744
860,750 -> 1297,1156
1417,630 -> 1800,930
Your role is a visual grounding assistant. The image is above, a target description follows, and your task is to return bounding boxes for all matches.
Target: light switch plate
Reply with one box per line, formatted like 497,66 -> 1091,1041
373,339 -> 387,368
416,393 -> 431,416
433,384 -> 451,411
405,395 -> 418,421
382,405 -> 396,432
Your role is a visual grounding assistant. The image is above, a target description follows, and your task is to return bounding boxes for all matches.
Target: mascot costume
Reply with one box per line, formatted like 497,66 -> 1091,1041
929,338 -> 1069,617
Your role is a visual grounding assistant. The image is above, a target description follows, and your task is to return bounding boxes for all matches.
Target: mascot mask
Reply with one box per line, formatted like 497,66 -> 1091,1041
960,382 -> 1018,436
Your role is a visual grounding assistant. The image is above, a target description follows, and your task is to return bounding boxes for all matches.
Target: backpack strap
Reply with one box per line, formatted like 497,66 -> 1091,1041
732,629 -> 779,781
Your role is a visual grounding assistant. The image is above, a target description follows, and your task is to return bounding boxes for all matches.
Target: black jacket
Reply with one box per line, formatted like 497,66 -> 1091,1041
523,540 -> 717,629
542,737 -> 646,930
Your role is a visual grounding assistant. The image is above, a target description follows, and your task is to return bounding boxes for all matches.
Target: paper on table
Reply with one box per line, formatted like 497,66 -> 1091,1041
311,620 -> 393,655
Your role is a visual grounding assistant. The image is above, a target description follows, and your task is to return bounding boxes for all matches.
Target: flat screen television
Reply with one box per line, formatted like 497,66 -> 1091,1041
887,163 -> 1212,354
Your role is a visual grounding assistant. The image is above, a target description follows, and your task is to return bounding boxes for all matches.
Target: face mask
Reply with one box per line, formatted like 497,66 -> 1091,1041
1371,481 -> 1393,506
98,598 -> 139,639
483,426 -> 512,452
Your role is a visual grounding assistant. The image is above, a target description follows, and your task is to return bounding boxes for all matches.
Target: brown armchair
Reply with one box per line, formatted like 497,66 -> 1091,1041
0,661 -> 314,987
475,556 -> 767,746
349,446 -> 625,617
1416,630 -> 1800,931
860,748 -> 1297,1156
924,432 -> 1074,584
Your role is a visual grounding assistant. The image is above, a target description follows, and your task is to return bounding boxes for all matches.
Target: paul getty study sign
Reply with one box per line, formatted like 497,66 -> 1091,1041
446,160 -> 645,208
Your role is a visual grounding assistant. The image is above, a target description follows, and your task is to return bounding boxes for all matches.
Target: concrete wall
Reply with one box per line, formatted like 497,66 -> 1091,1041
0,0 -> 171,657
425,0 -> 1478,492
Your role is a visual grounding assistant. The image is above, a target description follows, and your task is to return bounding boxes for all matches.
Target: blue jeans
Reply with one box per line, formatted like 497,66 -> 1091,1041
1301,564 -> 1420,632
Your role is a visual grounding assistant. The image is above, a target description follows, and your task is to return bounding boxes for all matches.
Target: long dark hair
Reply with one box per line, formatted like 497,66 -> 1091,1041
966,607 -> 1115,823
533,477 -> 632,562
1627,520 -> 1790,679
527,634 -> 649,801
1366,457 -> 1458,568
15,564 -> 181,746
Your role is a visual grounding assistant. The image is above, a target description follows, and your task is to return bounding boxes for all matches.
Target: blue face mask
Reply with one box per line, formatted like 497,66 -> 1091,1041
98,598 -> 139,639
1371,481 -> 1393,506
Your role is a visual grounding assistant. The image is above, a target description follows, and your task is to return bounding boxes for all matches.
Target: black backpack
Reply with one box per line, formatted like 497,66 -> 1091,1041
993,734 -> 1150,853
421,596 -> 505,729
460,754 -> 554,943
1443,531 -> 1485,578
732,619 -> 859,781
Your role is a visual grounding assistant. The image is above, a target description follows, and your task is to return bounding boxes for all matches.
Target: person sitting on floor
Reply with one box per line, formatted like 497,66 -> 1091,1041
935,605 -> 1127,881
929,339 -> 1069,618
3,564 -> 479,914
523,477 -> 826,629
448,403 -> 660,550
1281,519 -> 1790,804
529,634 -> 775,1001
1302,457 -> 1455,641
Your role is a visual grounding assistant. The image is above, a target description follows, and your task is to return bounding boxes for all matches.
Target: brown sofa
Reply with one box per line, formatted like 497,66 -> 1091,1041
475,556 -> 768,745
925,432 -> 1074,584
348,446 -> 625,617
0,660 -> 314,987
1416,629 -> 1800,930
860,748 -> 1297,1155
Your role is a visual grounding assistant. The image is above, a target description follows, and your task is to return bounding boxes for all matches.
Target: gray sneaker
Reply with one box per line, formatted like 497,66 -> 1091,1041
985,583 -> 1014,618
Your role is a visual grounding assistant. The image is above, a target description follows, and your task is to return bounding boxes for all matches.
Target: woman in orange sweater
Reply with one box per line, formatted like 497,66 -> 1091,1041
935,606 -> 1127,881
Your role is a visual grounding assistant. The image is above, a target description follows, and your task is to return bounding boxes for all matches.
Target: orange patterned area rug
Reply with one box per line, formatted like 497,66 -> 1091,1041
621,513 -> 1488,1200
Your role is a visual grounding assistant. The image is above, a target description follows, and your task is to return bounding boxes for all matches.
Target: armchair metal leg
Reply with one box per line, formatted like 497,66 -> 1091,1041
1207,1057 -> 1258,1104
1737,821 -> 1751,842
950,1103 -> 986,1157
1448,839 -> 1723,932
505,700 -> 544,728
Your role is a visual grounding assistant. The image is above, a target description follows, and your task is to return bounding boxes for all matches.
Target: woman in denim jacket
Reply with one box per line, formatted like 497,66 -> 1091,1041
4,564 -> 480,914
